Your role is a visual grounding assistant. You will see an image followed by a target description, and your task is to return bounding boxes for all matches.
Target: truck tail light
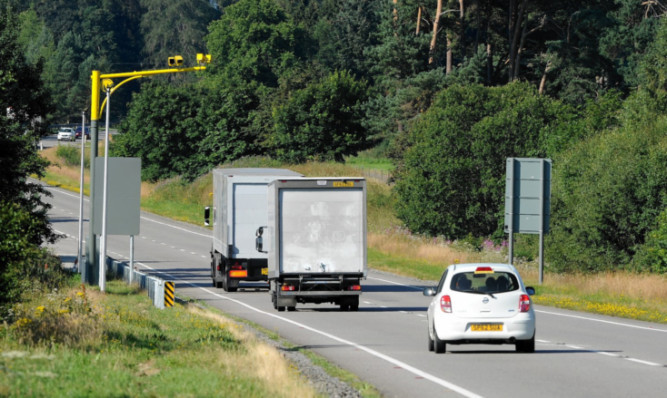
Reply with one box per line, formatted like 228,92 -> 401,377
347,285 -> 362,291
228,263 -> 247,278
281,285 -> 295,291
519,294 -> 531,312
440,295 -> 452,313
229,270 -> 247,278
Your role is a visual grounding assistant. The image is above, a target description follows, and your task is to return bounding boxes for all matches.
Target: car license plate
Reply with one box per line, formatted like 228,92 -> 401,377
261,267 -> 268,276
471,324 -> 503,331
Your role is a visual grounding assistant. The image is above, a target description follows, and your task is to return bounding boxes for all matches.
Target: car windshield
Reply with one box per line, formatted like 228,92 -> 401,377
450,271 -> 519,294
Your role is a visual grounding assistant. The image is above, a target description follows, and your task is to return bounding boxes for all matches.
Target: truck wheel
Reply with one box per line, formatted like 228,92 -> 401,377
272,292 -> 278,309
277,306 -> 285,312
287,306 -> 296,311
350,296 -> 359,311
222,274 -> 233,292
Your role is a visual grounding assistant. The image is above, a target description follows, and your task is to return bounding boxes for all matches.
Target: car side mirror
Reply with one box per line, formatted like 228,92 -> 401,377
423,287 -> 436,297
255,226 -> 266,253
204,206 -> 210,226
525,286 -> 536,296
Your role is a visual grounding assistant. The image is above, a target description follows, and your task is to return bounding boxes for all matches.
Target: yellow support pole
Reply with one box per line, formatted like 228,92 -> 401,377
85,58 -> 209,287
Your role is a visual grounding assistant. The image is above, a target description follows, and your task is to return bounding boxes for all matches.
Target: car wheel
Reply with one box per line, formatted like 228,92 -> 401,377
432,324 -> 446,354
516,331 -> 535,353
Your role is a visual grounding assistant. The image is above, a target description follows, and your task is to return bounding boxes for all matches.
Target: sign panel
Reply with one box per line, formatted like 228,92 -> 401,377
504,158 -> 551,234
93,157 -> 141,235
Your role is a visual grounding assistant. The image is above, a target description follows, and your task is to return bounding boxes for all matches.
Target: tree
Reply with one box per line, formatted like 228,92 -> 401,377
546,18 -> 667,273
313,0 -> 382,80
0,6 -> 59,306
140,0 -> 220,69
112,83 -> 203,181
206,0 -> 307,88
271,70 -> 369,163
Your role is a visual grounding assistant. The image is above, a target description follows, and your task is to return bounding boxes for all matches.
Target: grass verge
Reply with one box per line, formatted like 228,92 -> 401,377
191,303 -> 382,398
1,278 -> 319,397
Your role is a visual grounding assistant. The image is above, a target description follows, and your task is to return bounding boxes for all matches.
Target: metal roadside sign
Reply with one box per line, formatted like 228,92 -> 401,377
504,157 -> 551,284
504,158 -> 551,234
93,157 -> 141,235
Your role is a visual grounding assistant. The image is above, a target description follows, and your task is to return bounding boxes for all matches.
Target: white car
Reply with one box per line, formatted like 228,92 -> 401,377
423,263 -> 536,353
57,127 -> 75,141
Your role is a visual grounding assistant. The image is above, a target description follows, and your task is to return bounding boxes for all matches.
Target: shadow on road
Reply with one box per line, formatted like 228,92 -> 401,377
447,348 -> 623,355
49,216 -> 81,223
362,284 -> 427,293
294,306 -> 427,313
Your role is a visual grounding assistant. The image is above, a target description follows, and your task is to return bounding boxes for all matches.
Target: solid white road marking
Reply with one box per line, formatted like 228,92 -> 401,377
118,260 -> 484,398
536,309 -> 667,333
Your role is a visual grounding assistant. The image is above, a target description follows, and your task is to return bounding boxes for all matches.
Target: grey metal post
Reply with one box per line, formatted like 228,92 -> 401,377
98,87 -> 111,292
538,159 -> 545,284
129,235 -> 134,284
507,159 -> 514,265
77,111 -> 86,273
85,121 -> 98,284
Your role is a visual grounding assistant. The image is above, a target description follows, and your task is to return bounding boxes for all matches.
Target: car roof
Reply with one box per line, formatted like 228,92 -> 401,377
446,263 -> 518,274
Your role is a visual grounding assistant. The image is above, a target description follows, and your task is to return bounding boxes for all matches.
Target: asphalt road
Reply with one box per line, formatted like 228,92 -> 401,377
44,184 -> 667,398
39,129 -> 115,150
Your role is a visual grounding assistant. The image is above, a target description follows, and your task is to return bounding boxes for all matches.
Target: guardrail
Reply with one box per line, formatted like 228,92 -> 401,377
105,257 -> 175,309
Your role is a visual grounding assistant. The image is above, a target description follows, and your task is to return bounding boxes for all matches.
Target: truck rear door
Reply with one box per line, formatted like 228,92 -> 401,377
279,188 -> 364,274
232,183 -> 268,258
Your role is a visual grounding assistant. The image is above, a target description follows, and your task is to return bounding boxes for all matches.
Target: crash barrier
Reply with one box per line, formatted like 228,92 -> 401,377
106,257 -> 175,310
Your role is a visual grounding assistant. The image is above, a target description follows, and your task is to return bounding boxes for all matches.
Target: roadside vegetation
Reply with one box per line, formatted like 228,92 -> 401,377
0,277 -> 325,397
39,152 -> 667,324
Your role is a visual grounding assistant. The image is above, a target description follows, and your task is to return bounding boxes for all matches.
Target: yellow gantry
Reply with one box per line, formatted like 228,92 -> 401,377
90,54 -> 210,121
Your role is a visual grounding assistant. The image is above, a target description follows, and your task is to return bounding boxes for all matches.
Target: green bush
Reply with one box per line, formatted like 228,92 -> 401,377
0,202 -> 68,310
632,208 -> 667,273
56,145 -> 88,168
393,82 -> 576,239
546,115 -> 667,273
271,70 -> 369,162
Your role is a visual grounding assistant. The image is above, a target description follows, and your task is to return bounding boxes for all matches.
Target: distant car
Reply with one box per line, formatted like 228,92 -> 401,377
75,126 -> 90,140
57,127 -> 75,141
423,263 -> 536,354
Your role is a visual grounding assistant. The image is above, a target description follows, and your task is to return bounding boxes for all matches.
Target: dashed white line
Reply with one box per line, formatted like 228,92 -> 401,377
538,339 -> 663,368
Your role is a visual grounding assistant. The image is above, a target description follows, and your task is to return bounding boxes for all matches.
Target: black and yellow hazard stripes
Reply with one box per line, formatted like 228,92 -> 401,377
164,281 -> 175,307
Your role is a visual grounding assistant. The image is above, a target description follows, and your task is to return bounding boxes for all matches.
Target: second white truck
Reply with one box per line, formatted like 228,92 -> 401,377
256,177 -> 367,311
205,168 -> 302,291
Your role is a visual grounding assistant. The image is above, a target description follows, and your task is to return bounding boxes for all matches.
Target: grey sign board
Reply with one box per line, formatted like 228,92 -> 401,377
504,158 -> 551,234
93,157 -> 141,235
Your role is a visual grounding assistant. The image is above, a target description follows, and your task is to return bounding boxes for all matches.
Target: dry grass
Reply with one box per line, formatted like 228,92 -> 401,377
368,231 -> 495,266
535,271 -> 667,302
42,147 -> 88,184
187,307 -> 317,398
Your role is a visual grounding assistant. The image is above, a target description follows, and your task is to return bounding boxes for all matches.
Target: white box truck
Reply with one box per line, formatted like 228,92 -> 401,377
257,177 -> 367,311
205,168 -> 302,291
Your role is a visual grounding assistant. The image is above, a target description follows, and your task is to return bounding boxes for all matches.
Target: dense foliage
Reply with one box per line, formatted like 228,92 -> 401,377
4,1 -> 666,274
394,82 -> 576,239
